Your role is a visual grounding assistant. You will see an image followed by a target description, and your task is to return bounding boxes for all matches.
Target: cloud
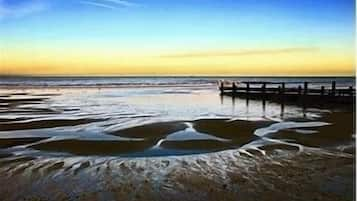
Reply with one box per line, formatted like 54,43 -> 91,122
79,0 -> 139,9
101,0 -> 139,7
160,47 -> 319,58
0,0 -> 48,19
79,1 -> 117,10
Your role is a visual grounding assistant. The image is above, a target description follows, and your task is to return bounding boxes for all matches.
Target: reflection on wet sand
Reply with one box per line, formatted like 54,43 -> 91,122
221,95 -> 300,119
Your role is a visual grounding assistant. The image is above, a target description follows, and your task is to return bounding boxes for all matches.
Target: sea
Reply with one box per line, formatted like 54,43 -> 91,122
0,76 -> 354,88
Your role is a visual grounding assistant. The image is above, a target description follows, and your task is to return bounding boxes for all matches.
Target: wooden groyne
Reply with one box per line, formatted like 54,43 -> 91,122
218,80 -> 355,104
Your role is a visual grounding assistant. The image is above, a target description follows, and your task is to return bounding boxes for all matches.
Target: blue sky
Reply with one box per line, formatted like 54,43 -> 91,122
1,0 -> 354,47
0,0 -> 355,75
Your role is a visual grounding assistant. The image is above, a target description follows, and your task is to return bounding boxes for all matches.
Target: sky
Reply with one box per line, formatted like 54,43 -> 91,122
0,0 -> 355,76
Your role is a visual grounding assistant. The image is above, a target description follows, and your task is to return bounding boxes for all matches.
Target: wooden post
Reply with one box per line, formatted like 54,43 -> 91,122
262,83 -> 266,95
280,102 -> 285,118
278,86 -> 281,94
320,86 -> 325,96
331,81 -> 336,96
246,83 -> 250,93
304,82 -> 308,95
219,81 -> 224,93
298,85 -> 302,95
281,83 -> 285,94
232,82 -> 237,93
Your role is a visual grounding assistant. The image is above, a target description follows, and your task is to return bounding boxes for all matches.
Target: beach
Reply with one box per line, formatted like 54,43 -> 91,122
0,77 -> 355,201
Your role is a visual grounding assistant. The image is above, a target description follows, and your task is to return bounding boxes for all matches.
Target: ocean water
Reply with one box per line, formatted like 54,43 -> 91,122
0,76 -> 354,87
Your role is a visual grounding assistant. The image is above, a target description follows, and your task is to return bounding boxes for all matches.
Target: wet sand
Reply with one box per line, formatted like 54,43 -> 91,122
30,139 -> 153,156
0,137 -> 48,149
0,148 -> 353,201
271,110 -> 354,148
26,119 -> 273,156
0,88 -> 354,201
0,111 -> 354,201
193,119 -> 271,146
108,121 -> 188,139
0,118 -> 107,131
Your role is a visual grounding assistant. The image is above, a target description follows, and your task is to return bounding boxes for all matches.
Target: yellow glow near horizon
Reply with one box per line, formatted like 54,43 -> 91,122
0,46 -> 354,76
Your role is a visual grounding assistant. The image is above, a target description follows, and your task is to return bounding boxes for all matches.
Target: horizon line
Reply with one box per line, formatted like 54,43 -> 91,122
0,74 -> 355,78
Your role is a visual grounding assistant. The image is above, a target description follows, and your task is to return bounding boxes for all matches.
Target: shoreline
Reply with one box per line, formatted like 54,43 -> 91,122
0,84 -> 216,90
